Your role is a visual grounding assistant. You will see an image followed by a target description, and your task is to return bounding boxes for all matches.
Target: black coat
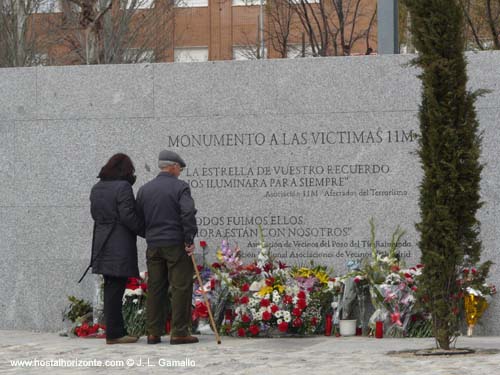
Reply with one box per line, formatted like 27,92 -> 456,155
90,180 -> 144,277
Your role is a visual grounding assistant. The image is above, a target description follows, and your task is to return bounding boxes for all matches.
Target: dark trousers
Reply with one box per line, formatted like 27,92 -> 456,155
146,245 -> 194,337
103,275 -> 128,339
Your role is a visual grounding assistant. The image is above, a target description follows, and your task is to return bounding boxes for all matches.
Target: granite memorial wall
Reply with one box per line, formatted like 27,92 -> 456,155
0,53 -> 498,333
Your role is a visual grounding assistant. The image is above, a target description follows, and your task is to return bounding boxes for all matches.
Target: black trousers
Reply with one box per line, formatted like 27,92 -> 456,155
103,275 -> 128,339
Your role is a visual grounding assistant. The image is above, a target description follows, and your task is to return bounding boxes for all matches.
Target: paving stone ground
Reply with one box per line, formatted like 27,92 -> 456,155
0,330 -> 499,374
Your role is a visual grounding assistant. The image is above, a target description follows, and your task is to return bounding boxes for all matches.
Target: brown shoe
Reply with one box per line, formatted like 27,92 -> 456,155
106,335 -> 139,345
170,336 -> 199,345
147,335 -> 161,344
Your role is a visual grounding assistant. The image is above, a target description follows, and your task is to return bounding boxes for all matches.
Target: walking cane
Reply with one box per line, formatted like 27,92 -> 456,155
191,255 -> 222,344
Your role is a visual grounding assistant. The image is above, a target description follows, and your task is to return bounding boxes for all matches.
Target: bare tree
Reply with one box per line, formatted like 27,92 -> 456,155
51,0 -> 177,64
0,0 -> 52,66
289,0 -> 375,57
265,0 -> 296,58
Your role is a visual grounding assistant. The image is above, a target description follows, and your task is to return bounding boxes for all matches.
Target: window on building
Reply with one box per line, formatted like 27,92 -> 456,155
286,44 -> 314,58
232,46 -> 267,60
174,47 -> 209,62
232,0 -> 264,6
35,0 -> 61,13
32,53 -> 49,66
176,0 -> 208,7
123,49 -> 155,63
122,0 -> 155,9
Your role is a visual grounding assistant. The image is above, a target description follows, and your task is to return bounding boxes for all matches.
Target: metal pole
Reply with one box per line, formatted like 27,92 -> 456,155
377,0 -> 399,54
259,0 -> 265,58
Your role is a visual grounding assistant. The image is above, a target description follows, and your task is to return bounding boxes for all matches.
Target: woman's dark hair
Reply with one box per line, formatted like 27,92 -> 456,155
98,153 -> 136,185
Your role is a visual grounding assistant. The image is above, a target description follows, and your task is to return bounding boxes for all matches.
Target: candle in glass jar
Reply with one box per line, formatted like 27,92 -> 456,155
375,321 -> 383,339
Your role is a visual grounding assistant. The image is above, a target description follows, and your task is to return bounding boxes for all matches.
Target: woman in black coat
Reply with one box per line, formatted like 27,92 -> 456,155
90,153 -> 144,344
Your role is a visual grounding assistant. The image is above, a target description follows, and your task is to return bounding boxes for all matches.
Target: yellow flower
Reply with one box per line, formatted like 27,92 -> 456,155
275,284 -> 285,294
216,249 -> 223,262
315,271 -> 329,285
258,286 -> 273,296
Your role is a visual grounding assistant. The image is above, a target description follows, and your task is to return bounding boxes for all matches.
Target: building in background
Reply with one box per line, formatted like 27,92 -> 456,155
1,0 -> 378,66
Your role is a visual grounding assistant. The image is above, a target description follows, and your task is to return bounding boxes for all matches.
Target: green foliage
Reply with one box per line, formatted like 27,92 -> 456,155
63,296 -> 92,323
404,0 -> 484,350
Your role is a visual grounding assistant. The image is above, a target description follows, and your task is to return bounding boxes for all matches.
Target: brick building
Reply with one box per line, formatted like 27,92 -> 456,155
23,0 -> 378,65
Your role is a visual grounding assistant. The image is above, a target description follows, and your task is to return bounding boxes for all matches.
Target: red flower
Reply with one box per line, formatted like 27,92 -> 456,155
241,283 -> 250,292
278,261 -> 288,270
140,283 -> 148,292
211,262 -> 221,269
271,304 -> 279,313
126,277 -> 140,290
260,299 -> 271,307
404,273 -> 412,279
310,317 -> 318,326
354,277 -> 361,284
278,321 -> 288,332
233,296 -> 240,304
411,286 -> 418,292
262,311 -> 272,321
471,268 -> 478,275
292,308 -> 302,317
390,265 -> 400,272
297,291 -> 306,299
416,264 -> 424,269
237,328 -> 246,337
265,277 -> 275,286
452,306 -> 460,315
292,318 -> 303,327
463,268 -> 470,274
249,325 -> 260,336
200,240 -> 207,248
263,263 -> 273,272
283,295 -> 293,304
240,296 -> 249,304
197,265 -> 204,272
297,299 -> 307,310
241,314 -> 251,323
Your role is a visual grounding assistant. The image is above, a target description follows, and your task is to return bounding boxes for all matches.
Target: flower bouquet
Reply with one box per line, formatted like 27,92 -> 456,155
122,272 -> 148,337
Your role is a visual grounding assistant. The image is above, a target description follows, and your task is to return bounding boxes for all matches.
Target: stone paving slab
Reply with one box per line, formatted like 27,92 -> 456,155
0,330 -> 499,374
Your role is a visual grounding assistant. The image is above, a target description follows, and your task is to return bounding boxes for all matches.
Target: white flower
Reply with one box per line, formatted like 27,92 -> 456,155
274,311 -> 283,318
139,271 -> 147,280
272,294 -> 281,303
255,312 -> 262,320
466,287 -> 484,297
284,315 -> 291,323
277,319 -> 283,324
331,302 -> 339,309
292,296 -> 298,304
137,309 -> 143,314
133,299 -> 138,304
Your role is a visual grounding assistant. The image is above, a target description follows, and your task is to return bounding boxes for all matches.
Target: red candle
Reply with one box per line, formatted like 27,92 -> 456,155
324,314 -> 332,336
375,321 -> 383,339
165,319 -> 171,335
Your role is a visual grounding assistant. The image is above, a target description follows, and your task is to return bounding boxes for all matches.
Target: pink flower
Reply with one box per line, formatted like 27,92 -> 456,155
391,312 -> 402,326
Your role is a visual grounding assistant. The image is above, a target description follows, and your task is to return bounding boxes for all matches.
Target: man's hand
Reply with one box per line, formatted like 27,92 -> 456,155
185,243 -> 195,256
